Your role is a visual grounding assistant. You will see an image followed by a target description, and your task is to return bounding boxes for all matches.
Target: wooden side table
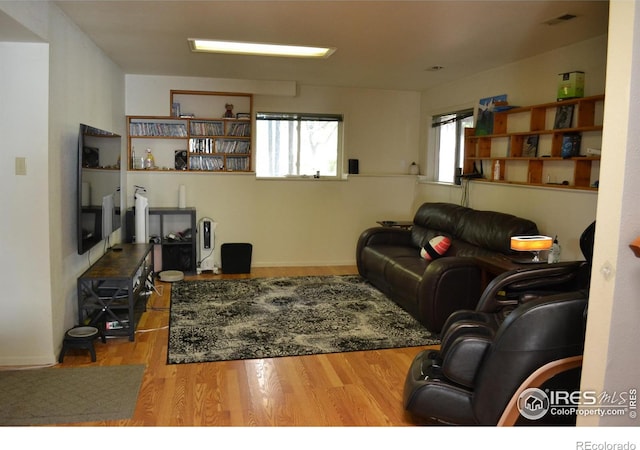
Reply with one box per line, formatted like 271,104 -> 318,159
376,220 -> 413,229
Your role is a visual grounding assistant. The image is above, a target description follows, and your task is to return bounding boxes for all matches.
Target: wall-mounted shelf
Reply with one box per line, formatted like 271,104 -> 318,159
463,94 -> 604,190
127,90 -> 253,172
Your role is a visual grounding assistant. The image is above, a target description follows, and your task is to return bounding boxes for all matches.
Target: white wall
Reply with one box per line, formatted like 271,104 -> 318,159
125,76 -> 422,267
416,35 -> 607,260
579,0 -> 640,426
0,42 -> 51,365
0,1 -> 125,365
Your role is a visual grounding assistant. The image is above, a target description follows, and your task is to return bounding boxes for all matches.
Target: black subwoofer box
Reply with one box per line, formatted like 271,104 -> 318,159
221,243 -> 253,274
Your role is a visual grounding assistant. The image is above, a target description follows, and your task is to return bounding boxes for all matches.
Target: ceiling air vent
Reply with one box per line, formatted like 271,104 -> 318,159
543,13 -> 577,26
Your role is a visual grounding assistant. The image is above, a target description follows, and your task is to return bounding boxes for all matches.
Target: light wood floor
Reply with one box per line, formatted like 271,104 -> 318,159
56,266 -> 438,426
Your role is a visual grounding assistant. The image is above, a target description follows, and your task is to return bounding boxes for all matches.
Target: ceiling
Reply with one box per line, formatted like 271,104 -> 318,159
8,1 -> 610,91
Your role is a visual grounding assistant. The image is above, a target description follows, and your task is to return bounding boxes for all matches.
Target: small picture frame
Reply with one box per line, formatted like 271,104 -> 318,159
523,135 -> 539,157
475,94 -> 508,136
561,133 -> 582,158
174,150 -> 187,170
554,104 -> 575,129
171,102 -> 181,118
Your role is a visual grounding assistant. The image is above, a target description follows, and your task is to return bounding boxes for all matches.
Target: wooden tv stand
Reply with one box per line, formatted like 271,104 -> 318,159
77,243 -> 154,341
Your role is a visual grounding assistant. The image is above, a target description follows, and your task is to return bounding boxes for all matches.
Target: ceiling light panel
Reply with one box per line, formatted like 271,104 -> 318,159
189,39 -> 336,58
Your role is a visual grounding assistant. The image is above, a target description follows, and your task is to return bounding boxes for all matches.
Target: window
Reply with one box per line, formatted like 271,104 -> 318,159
256,112 -> 343,178
433,109 -> 474,183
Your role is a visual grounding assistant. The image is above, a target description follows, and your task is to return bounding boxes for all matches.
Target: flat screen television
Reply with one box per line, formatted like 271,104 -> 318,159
77,123 -> 122,255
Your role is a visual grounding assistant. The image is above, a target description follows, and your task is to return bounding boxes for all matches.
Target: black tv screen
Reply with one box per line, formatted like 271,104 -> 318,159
77,123 -> 122,255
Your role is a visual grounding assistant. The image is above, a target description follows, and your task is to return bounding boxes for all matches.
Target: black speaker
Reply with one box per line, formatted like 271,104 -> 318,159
348,159 -> 359,174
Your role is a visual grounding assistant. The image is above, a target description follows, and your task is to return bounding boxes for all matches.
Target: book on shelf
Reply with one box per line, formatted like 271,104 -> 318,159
523,135 -> 539,157
561,133 -> 582,158
554,104 -> 575,129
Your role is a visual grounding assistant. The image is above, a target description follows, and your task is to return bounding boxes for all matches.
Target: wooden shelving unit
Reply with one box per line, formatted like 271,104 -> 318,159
125,207 -> 197,274
463,94 -> 604,190
127,90 -> 253,172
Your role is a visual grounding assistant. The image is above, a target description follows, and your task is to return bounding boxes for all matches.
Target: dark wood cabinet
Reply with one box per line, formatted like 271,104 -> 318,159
77,243 -> 154,341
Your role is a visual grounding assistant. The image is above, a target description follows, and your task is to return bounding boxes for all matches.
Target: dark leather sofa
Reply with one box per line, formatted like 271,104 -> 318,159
356,202 -> 539,332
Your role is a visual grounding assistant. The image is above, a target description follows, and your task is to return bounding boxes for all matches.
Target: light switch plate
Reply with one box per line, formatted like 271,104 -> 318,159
15,157 -> 26,175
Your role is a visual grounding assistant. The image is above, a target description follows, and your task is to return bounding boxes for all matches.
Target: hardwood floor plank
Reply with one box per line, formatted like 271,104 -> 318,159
53,265 -> 438,426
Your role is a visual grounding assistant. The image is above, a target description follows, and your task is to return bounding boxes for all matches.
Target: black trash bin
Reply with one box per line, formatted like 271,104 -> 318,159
221,243 -> 253,274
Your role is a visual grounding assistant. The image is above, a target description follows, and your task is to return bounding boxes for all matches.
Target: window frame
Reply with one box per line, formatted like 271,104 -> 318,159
431,108 -> 474,184
255,112 -> 344,179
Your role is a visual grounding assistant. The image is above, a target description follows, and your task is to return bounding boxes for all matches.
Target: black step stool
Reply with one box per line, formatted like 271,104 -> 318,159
58,326 -> 106,363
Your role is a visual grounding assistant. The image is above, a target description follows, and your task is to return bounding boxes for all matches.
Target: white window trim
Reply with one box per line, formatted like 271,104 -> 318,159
427,106 -> 474,184
255,112 -> 345,180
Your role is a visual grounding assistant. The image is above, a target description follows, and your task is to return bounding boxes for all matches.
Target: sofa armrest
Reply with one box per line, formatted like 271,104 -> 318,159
357,226 -> 412,248
475,261 -> 588,313
356,226 -> 413,274
418,257 -> 484,333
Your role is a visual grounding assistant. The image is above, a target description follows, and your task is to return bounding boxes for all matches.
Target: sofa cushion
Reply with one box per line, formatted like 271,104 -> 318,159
360,244 -> 423,278
411,203 -> 538,254
411,203 -> 469,248
457,209 -> 538,254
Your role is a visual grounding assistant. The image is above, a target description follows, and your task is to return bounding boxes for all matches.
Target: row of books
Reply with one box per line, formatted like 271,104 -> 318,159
216,139 -> 251,154
189,138 -> 215,154
190,121 -> 224,136
187,155 -> 250,171
188,138 -> 251,154
189,155 -> 225,171
130,121 -> 250,139
226,156 -> 250,171
130,122 -> 188,137
227,122 -> 251,137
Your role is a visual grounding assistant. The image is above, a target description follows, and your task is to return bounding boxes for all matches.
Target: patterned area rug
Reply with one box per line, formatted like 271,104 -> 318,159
168,275 -> 439,364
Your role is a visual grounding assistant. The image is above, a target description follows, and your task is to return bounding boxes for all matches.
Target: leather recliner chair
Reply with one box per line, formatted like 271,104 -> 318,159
437,220 -> 595,337
403,289 -> 588,425
403,222 -> 595,425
